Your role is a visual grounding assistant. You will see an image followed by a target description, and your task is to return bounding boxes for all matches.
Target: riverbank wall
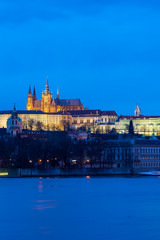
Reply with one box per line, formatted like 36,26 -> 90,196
0,168 -> 132,177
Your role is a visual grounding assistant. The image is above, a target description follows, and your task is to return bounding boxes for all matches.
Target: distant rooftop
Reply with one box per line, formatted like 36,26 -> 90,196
0,109 -> 118,116
119,115 -> 160,120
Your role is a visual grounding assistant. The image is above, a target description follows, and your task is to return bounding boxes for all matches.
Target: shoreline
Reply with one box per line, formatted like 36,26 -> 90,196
0,168 -> 158,178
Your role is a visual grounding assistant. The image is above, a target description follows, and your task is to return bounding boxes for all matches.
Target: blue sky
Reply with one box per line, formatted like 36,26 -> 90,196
0,0 -> 160,115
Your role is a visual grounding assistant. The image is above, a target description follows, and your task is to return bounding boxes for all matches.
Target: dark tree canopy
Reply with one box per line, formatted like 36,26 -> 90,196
129,120 -> 134,135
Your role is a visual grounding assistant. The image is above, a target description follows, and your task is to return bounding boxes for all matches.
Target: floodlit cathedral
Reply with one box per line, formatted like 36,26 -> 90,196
27,79 -> 84,113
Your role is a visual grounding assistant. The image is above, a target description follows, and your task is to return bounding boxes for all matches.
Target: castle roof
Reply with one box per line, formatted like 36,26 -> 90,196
55,99 -> 82,106
100,111 -> 118,116
33,100 -> 41,108
119,115 -> 160,120
64,110 -> 117,117
0,110 -> 72,116
66,110 -> 100,116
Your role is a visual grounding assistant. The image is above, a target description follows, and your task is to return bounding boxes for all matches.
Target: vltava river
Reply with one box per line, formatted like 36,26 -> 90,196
1,176 -> 160,240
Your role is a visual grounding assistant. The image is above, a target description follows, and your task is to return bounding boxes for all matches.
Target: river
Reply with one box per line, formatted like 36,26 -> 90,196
1,176 -> 160,240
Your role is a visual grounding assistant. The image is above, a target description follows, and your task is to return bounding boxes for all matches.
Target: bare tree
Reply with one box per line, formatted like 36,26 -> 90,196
28,119 -> 35,130
35,121 -> 43,131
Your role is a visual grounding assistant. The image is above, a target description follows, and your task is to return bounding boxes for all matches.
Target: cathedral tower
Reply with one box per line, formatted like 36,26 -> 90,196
26,86 -> 33,110
26,78 -> 84,113
41,78 -> 53,113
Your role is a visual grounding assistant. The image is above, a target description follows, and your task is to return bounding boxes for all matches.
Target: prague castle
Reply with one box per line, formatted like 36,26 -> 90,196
1,78 -> 160,136
27,79 -> 84,113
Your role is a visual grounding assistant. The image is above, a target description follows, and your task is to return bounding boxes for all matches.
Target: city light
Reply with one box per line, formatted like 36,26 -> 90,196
0,172 -> 8,176
72,160 -> 77,165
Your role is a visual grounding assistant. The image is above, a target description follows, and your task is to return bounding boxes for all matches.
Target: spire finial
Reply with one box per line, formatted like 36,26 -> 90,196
12,104 -> 17,116
57,87 -> 59,100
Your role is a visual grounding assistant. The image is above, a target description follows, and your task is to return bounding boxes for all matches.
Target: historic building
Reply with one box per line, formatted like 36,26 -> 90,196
104,136 -> 160,172
7,106 -> 22,136
27,79 -> 84,113
0,109 -> 118,132
0,110 -> 72,131
65,110 -> 118,132
115,105 -> 160,136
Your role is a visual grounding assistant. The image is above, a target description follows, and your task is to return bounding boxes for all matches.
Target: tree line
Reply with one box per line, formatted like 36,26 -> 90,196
0,134 -> 107,169
22,119 -> 71,131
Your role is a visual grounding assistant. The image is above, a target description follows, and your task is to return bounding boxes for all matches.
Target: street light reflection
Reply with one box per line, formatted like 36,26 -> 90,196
86,175 -> 90,179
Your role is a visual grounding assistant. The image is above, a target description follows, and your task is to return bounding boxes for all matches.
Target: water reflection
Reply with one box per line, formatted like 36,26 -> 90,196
38,181 -> 43,192
2,177 -> 160,240
86,175 -> 91,179
33,200 -> 57,210
33,205 -> 56,210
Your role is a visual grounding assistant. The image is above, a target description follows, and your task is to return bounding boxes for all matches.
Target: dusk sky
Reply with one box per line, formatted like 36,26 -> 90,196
1,0 -> 160,115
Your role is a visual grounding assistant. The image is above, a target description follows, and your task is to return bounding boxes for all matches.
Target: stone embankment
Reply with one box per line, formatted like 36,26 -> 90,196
0,168 -> 132,177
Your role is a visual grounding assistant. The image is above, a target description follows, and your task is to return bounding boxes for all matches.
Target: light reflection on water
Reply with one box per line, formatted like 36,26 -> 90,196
33,200 -> 57,210
1,177 -> 160,240
38,181 -> 43,193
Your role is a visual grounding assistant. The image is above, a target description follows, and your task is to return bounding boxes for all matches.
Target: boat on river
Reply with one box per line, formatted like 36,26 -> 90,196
139,171 -> 160,176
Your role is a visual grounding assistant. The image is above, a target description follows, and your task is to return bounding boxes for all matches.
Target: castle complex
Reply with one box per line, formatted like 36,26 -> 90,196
26,79 -> 84,113
1,79 -> 160,136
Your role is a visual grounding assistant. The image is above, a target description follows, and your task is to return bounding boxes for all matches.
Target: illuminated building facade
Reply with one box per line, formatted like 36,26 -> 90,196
27,79 -> 84,113
68,110 -> 118,132
0,109 -> 118,132
115,106 -> 160,136
1,111 -> 72,131
115,115 -> 160,135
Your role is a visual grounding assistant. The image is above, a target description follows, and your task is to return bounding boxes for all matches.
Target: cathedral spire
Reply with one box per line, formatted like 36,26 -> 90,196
45,77 -> 50,94
13,104 -> 16,112
28,85 -> 31,95
12,104 -> 17,117
33,86 -> 37,101
57,87 -> 59,100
